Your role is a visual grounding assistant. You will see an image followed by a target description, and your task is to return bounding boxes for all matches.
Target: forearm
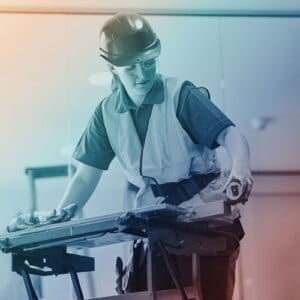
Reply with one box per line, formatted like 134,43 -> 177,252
8,164 -> 103,231
216,125 -> 253,198
57,163 -> 103,214
217,126 -> 251,170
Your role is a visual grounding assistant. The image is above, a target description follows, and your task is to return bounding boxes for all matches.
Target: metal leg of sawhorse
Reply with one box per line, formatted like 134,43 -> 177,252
13,247 -> 94,300
21,268 -> 84,300
156,241 -> 203,300
192,253 -> 203,300
156,241 -> 189,300
91,246 -> 203,300
21,270 -> 39,300
70,269 -> 84,300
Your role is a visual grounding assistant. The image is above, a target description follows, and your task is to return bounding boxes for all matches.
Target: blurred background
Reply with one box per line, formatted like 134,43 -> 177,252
0,1 -> 300,299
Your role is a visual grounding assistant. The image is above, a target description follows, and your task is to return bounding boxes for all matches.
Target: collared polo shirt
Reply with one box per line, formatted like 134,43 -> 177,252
73,75 -> 234,170
115,75 -> 164,146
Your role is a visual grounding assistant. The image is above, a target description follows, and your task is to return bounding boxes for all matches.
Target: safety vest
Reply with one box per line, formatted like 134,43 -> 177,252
102,76 -> 223,208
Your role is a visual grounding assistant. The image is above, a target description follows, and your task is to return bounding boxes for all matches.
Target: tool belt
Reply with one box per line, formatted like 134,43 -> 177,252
150,172 -> 220,205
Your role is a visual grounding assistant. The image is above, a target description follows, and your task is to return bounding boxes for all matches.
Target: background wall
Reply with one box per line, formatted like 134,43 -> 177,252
0,7 -> 299,300
1,0 -> 300,15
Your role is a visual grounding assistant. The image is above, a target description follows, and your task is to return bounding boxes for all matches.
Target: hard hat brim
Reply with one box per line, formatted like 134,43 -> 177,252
100,38 -> 161,67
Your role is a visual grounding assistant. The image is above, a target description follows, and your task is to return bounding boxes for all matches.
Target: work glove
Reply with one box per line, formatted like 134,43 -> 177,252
50,203 -> 78,223
7,203 -> 77,232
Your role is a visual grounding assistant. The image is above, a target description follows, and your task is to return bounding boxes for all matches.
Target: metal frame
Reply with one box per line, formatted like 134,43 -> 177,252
12,246 -> 94,300
1,6 -> 300,18
2,169 -> 288,299
2,205 -> 233,300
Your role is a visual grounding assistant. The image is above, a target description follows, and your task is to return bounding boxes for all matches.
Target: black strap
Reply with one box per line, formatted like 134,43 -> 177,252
150,173 -> 220,206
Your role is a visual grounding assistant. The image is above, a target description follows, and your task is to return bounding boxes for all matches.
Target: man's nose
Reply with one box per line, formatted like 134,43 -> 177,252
135,63 -> 147,79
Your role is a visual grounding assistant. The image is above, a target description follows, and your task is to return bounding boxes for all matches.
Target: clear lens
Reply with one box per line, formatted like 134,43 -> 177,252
124,58 -> 156,72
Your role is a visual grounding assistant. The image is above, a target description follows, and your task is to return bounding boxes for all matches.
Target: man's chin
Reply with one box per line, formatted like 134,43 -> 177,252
134,84 -> 152,94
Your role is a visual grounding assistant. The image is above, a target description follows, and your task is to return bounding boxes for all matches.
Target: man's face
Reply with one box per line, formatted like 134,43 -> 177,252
111,58 -> 157,100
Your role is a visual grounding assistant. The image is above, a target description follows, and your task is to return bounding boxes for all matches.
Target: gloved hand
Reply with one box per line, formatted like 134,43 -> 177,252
7,203 -> 77,232
50,203 -> 78,223
223,166 -> 253,203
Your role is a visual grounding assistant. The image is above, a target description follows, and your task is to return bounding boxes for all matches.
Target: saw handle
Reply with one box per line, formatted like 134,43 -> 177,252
225,180 -> 247,205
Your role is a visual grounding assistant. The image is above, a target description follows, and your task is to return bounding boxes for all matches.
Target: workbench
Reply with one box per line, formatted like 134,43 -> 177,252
0,201 -> 234,300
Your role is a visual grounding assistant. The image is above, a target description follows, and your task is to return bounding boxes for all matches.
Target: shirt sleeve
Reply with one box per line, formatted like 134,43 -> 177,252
72,101 -> 115,170
177,81 -> 235,149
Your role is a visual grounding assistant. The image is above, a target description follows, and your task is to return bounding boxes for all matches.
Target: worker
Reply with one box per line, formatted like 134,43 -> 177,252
8,12 -> 253,299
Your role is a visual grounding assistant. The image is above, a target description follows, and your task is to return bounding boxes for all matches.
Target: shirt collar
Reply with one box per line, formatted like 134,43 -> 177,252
115,74 -> 164,113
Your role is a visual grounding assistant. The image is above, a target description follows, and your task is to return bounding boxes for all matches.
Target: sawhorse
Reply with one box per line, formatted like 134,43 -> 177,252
12,246 -> 94,300
90,222 -> 228,300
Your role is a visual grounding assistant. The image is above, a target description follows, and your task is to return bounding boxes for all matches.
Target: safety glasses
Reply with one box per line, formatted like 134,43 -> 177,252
122,58 -> 156,72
